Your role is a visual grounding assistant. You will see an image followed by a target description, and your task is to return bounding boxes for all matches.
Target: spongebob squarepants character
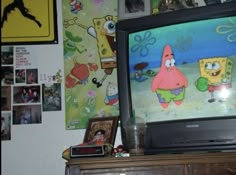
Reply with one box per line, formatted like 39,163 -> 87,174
151,45 -> 188,108
64,15 -> 117,88
195,57 -> 233,103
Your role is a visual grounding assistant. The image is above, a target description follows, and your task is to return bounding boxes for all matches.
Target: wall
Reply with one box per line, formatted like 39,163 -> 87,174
1,1 -> 122,175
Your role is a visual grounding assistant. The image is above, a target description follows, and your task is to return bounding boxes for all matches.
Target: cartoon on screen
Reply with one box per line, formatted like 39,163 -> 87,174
151,44 -> 188,108
195,57 -> 233,102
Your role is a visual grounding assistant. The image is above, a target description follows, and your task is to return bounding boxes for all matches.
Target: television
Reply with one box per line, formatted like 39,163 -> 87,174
116,2 -> 236,154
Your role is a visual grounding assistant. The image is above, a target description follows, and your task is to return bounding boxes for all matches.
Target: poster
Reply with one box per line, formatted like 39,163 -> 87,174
1,0 -> 58,45
1,45 -> 63,132
63,1 -> 119,129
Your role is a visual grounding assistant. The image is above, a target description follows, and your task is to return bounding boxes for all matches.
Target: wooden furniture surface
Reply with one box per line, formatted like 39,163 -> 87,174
66,152 -> 236,175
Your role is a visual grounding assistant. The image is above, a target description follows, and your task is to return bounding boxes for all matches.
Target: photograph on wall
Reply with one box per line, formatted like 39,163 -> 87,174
1,86 -> 11,111
15,69 -> 26,84
26,69 -> 38,84
1,0 -> 58,45
13,85 -> 40,104
63,1 -> 119,129
151,0 -> 198,14
13,105 -> 42,125
1,46 -> 13,65
42,83 -> 62,111
118,0 -> 151,20
1,112 -> 11,141
1,66 -> 14,86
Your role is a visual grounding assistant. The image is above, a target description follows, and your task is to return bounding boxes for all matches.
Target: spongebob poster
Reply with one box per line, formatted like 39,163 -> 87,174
63,0 -> 119,129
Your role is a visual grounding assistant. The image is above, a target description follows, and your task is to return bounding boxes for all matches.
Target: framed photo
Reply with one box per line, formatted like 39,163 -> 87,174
118,0 -> 151,20
150,0 -> 198,14
1,0 -> 58,45
84,116 -> 119,145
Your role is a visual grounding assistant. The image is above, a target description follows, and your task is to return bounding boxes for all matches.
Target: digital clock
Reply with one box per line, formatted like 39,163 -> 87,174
70,145 -> 108,158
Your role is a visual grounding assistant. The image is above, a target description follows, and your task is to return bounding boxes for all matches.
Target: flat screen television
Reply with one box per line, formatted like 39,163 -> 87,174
116,2 -> 236,154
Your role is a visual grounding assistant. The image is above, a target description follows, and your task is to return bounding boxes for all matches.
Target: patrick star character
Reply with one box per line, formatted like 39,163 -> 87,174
151,45 -> 188,108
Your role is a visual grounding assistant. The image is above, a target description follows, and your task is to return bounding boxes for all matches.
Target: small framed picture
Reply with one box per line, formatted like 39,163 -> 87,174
118,0 -> 151,20
84,116 -> 119,145
151,0 -> 198,14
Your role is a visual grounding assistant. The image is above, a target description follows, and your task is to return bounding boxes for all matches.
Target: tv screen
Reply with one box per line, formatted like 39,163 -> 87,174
116,2 -> 236,151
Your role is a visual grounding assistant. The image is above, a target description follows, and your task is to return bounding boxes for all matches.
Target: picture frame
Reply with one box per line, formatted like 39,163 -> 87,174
150,0 -> 198,14
83,116 -> 119,145
118,0 -> 151,20
1,0 -> 58,45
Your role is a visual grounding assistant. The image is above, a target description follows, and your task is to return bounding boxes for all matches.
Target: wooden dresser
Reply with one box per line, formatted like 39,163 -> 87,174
65,152 -> 236,175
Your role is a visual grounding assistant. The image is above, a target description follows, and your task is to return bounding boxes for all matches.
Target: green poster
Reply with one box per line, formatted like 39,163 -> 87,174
63,0 -> 119,129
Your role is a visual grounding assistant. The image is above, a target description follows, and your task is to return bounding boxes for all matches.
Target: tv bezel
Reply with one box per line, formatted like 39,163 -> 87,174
116,2 -> 236,151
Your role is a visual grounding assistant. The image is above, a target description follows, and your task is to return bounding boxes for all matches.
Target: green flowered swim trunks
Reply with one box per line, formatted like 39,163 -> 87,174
155,87 -> 185,103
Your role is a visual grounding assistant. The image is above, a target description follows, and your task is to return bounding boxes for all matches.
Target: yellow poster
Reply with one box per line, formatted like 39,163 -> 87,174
1,0 -> 57,44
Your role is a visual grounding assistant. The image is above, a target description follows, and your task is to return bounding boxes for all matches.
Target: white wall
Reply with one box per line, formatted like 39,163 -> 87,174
1,1 -> 122,175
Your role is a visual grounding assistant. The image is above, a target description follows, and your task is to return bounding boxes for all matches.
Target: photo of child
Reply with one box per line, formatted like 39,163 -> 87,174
88,129 -> 107,144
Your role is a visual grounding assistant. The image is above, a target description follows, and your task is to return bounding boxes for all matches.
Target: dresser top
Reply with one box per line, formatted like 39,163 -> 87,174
66,152 -> 236,170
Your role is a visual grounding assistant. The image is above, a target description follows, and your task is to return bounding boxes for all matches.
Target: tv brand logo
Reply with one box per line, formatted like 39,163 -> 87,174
185,124 -> 200,128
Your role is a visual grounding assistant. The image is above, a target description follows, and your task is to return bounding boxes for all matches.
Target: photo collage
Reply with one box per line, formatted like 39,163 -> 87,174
1,46 -> 63,141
